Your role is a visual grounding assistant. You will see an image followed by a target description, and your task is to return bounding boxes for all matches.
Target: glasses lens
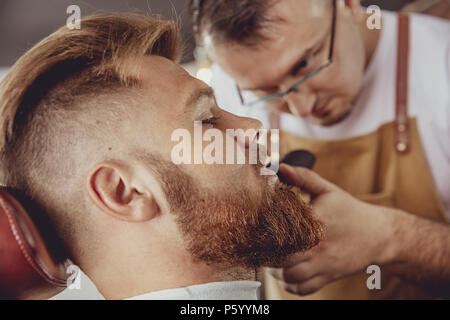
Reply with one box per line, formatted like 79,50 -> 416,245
240,89 -> 286,109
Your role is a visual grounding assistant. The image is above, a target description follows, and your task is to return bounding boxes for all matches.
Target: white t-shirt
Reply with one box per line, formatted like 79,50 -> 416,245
125,281 -> 261,300
211,11 -> 450,220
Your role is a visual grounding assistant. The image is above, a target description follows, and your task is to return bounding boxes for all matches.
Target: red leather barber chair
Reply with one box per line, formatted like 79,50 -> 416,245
0,187 -> 72,299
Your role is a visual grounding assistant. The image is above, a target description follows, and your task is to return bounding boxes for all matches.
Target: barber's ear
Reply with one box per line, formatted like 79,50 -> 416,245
343,0 -> 364,22
87,162 -> 160,222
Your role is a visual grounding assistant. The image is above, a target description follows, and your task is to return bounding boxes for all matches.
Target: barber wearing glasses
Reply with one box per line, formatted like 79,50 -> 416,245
188,0 -> 450,299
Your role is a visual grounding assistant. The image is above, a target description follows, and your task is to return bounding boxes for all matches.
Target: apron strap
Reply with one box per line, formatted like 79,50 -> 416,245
395,14 -> 411,154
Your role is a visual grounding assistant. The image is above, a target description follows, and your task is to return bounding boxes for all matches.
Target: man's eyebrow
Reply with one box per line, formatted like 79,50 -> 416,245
241,33 -> 328,92
185,87 -> 215,109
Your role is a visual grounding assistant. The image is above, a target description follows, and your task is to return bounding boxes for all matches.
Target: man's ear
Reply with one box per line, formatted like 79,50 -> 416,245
87,162 -> 160,222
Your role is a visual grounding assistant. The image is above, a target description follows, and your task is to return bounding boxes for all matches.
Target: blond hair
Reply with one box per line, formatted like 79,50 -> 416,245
0,13 -> 181,258
0,13 -> 180,149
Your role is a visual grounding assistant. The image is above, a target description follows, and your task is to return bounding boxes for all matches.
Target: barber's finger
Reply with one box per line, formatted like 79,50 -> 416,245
266,252 -> 312,274
278,275 -> 328,296
283,250 -> 314,267
271,263 -> 319,284
279,164 -> 337,196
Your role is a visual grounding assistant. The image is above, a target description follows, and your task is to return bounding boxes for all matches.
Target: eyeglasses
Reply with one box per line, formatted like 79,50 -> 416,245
237,0 -> 337,108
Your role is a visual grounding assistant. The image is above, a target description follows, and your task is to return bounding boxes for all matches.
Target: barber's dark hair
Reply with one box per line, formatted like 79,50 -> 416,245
187,0 -> 280,46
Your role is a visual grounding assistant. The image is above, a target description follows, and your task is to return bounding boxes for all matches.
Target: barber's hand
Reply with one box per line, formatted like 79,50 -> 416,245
268,164 -> 397,295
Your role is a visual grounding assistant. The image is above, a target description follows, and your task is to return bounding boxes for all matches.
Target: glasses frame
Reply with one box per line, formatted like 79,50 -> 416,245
237,0 -> 337,107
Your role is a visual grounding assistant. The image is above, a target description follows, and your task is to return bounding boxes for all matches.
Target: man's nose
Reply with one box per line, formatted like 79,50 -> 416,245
226,111 -> 263,148
283,90 -> 316,118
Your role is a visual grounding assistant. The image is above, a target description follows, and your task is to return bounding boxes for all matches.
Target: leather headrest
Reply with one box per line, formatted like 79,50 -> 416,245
0,187 -> 72,299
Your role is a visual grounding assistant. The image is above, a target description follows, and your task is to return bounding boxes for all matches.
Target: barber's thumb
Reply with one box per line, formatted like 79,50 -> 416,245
279,164 -> 336,196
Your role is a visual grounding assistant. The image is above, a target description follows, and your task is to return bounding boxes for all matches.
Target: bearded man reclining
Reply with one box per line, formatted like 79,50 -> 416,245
0,14 -> 323,300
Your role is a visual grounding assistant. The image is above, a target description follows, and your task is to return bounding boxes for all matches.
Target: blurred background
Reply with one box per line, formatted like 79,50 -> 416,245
0,0 -> 448,299
0,0 -> 431,66
1,0 -> 449,84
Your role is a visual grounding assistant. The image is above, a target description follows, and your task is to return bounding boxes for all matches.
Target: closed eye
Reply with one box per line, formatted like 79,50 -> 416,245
202,116 -> 221,126
291,35 -> 328,76
291,57 -> 312,76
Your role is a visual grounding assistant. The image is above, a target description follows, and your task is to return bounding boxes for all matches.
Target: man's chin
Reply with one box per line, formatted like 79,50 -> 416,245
311,105 -> 354,126
186,182 -> 324,269
205,252 -> 291,269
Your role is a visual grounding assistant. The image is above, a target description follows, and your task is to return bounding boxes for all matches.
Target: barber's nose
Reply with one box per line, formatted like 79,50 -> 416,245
283,90 -> 316,118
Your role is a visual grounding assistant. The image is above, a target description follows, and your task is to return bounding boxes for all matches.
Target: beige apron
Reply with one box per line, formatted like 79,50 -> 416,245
263,14 -> 447,300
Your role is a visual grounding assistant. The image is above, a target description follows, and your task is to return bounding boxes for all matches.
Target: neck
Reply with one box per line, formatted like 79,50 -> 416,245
86,251 -> 256,300
359,12 -> 382,70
